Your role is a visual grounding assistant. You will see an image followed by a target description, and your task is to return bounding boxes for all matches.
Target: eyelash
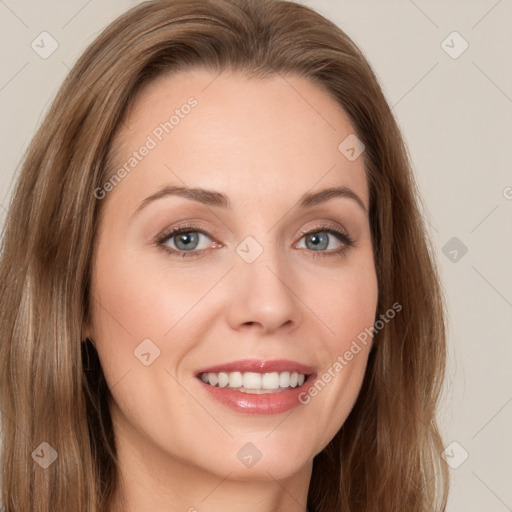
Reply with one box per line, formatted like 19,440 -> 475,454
154,222 -> 355,259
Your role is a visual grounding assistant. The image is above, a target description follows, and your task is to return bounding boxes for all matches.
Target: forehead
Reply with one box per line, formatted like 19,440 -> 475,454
105,68 -> 369,212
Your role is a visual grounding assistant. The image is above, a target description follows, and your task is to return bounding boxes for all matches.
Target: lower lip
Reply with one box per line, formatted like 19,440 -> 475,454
198,376 -> 316,415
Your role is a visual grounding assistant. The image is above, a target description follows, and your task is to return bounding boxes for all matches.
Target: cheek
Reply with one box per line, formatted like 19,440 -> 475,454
88,236 -> 195,391
315,251 -> 379,345
90,241 -> 204,345
299,254 -> 378,447
88,241 -> 212,449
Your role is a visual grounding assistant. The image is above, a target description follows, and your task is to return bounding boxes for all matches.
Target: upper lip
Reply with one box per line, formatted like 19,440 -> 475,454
195,359 -> 316,377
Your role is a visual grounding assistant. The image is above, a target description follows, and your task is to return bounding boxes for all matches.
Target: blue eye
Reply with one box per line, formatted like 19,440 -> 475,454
156,224 -> 214,258
298,229 -> 350,253
155,223 -> 355,259
165,230 -> 209,252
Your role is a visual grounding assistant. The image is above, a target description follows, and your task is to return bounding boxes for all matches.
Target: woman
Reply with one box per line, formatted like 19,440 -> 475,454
0,0 -> 449,510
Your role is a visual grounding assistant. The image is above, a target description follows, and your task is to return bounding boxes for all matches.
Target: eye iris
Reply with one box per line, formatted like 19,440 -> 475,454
306,232 -> 328,251
175,232 -> 198,250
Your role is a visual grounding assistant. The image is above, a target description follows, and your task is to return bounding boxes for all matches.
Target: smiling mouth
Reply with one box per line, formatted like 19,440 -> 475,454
198,370 -> 310,394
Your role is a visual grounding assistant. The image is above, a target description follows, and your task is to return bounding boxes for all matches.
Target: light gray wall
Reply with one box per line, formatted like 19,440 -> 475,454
0,1 -> 511,509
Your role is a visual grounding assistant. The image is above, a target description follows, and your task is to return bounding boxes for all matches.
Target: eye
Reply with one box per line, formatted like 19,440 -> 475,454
155,222 -> 355,259
295,224 -> 355,258
156,223 -> 216,258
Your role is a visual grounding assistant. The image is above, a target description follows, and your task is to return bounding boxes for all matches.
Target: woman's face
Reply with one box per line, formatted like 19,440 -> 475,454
86,68 -> 378,484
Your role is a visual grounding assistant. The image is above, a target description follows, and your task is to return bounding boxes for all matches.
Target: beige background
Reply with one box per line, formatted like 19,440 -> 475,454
1,0 -> 511,510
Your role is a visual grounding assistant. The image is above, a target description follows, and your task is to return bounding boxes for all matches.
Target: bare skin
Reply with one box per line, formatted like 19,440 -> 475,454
85,68 -> 378,512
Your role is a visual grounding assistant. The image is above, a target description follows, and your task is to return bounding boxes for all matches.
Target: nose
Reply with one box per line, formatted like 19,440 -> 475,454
224,242 -> 304,335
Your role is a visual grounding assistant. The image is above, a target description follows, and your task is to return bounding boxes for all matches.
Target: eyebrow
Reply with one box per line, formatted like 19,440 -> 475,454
133,184 -> 367,216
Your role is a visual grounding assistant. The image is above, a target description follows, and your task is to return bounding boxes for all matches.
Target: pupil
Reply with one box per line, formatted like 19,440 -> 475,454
177,232 -> 197,249
308,232 -> 327,250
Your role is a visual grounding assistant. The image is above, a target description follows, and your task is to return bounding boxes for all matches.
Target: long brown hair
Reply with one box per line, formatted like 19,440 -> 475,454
0,0 -> 449,510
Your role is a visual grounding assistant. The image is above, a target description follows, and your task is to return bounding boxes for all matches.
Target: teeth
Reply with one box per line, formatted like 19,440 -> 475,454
229,371 -> 243,388
243,372 -> 261,389
200,370 -> 307,391
279,371 -> 290,387
262,372 -> 280,389
217,372 -> 229,388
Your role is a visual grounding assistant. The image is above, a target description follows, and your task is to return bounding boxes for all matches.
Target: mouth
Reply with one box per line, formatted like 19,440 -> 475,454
198,370 -> 312,393
194,359 -> 316,414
